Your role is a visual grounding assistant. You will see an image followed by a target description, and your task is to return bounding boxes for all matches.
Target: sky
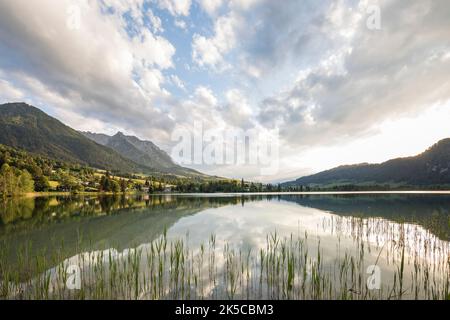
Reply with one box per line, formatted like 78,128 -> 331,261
0,0 -> 450,182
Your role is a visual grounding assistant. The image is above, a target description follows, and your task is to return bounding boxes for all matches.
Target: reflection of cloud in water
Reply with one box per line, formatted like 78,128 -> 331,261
4,195 -> 449,299
167,199 -> 449,285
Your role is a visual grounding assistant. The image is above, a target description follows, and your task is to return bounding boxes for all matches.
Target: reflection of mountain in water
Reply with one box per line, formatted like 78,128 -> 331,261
279,194 -> 450,240
2,193 -> 450,278
0,195 -> 246,272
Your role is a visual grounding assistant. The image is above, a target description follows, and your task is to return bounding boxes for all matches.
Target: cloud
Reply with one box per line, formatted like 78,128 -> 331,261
192,12 -> 240,70
222,89 -> 253,128
147,9 -> 164,33
194,86 -> 218,109
174,19 -> 188,30
167,85 -> 225,134
157,0 -> 191,16
1,0 -> 450,181
235,1 -> 338,81
197,0 -> 224,16
196,0 -> 261,16
257,0 -> 450,147
0,0 -> 176,141
229,0 -> 262,10
170,75 -> 186,91
0,77 -> 24,101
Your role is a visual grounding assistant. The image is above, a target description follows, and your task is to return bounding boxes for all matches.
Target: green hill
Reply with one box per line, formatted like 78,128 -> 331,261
284,139 -> 450,188
0,102 -> 150,174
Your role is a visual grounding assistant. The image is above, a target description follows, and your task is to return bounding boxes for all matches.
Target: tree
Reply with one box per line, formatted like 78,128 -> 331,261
100,175 -> 106,191
58,171 -> 77,192
120,179 -> 127,193
111,180 -> 120,193
34,175 -> 50,192
0,164 -> 34,196
100,175 -> 111,192
18,169 -> 34,193
28,164 -> 43,179
0,164 -> 17,196
0,151 -> 10,166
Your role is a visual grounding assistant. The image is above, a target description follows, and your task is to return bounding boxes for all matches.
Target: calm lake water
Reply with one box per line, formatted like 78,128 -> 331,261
1,193 -> 449,299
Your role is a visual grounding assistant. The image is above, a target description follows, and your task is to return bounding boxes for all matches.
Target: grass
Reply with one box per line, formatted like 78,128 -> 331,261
0,215 -> 448,300
48,181 -> 60,189
93,172 -> 163,186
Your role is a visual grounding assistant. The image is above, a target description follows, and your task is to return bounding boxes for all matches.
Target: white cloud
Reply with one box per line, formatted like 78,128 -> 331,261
195,86 -> 218,107
1,0 -> 450,182
0,0 -> 176,142
0,78 -> 24,101
157,0 -> 191,16
174,19 -> 188,30
131,29 -> 175,69
170,75 -> 186,91
258,0 -> 450,149
230,0 -> 262,10
137,68 -> 165,96
197,0 -> 224,16
192,13 -> 240,70
147,9 -> 164,33
223,89 -> 253,127
197,0 -> 261,16
242,63 -> 262,78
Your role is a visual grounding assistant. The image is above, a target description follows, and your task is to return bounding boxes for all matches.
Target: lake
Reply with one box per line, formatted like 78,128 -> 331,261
0,193 -> 449,299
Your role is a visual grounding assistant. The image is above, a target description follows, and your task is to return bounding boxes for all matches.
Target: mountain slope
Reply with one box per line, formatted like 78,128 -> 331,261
284,139 -> 450,187
0,102 -> 149,173
82,131 -> 204,177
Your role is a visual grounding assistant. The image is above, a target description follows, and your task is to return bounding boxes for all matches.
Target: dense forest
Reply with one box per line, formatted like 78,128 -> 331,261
0,143 -> 93,195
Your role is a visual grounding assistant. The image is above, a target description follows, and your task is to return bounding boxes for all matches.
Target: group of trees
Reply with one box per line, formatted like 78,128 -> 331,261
280,185 -> 310,192
173,180 -> 265,193
99,173 -> 121,193
0,144 -> 277,196
2,144 -> 319,196
0,144 -> 92,194
98,172 -> 161,193
0,163 -> 34,197
143,180 -> 165,193
1,146 -> 52,192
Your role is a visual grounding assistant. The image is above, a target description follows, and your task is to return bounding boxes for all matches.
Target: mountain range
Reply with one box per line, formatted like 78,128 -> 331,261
0,102 -> 206,178
81,131 -> 201,177
2,102 -> 450,188
283,139 -> 450,188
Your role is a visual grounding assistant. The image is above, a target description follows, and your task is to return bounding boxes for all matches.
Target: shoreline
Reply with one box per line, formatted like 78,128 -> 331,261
15,190 -> 450,199
22,191 -> 141,198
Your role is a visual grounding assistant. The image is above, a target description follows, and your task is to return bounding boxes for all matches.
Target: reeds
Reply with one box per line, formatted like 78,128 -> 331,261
0,216 -> 449,300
